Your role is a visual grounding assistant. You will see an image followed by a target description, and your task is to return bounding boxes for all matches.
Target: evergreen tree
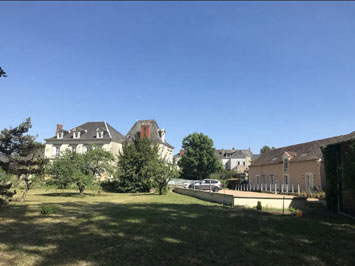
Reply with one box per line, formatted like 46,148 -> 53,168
0,118 -> 47,201
114,133 -> 159,192
178,132 -> 222,180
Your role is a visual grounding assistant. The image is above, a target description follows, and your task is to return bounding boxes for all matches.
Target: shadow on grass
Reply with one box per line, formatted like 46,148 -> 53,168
36,192 -> 101,197
1,199 -> 355,266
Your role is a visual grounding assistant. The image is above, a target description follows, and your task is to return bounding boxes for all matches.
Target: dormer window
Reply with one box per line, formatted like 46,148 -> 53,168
73,132 -> 80,139
97,131 -> 104,139
57,132 -> 64,139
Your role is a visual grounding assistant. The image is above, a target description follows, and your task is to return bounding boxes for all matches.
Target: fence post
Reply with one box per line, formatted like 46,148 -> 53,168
298,184 -> 300,193
275,184 -> 277,194
286,184 -> 289,193
292,184 -> 294,193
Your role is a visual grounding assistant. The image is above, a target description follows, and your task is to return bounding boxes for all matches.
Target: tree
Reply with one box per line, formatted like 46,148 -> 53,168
260,145 -> 275,154
113,133 -> 159,193
144,158 -> 179,195
178,133 -> 222,180
0,67 -> 7,77
0,118 -> 47,201
48,147 -> 114,195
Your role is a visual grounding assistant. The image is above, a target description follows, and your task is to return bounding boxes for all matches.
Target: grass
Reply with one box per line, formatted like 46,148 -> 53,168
0,188 -> 355,266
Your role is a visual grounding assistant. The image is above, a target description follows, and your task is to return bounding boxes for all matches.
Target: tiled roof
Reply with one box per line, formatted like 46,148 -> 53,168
250,131 -> 355,167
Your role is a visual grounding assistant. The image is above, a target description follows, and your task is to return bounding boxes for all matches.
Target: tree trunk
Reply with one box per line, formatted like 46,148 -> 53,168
78,183 -> 85,195
21,177 -> 31,202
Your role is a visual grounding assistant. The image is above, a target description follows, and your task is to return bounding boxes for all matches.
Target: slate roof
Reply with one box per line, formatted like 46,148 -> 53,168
215,149 -> 252,159
126,120 -> 174,149
250,131 -> 355,167
45,122 -> 125,142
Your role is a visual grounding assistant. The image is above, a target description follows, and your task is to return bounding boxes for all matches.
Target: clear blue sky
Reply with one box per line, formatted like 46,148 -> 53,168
1,2 -> 355,154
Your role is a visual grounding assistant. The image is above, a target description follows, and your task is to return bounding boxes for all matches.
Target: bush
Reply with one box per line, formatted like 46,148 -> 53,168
40,205 -> 57,215
256,201 -> 262,211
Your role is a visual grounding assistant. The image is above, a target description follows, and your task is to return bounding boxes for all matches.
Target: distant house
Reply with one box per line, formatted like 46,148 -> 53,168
45,120 -> 174,164
44,122 -> 125,159
249,132 -> 355,193
126,120 -> 174,164
215,148 -> 255,173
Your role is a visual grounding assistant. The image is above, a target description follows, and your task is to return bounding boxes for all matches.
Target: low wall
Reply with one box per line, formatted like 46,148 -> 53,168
173,188 -> 307,210
234,196 -> 307,210
173,188 -> 235,206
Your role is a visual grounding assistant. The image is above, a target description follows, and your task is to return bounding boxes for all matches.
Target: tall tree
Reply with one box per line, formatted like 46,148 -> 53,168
48,147 -> 114,195
178,133 -> 222,180
114,133 -> 159,193
0,118 -> 47,201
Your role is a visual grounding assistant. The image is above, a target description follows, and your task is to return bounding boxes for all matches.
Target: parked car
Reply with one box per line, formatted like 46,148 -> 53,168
187,181 -> 202,189
195,179 -> 222,192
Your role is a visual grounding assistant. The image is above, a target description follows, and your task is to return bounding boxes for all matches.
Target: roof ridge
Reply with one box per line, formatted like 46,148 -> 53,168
265,134 -> 347,153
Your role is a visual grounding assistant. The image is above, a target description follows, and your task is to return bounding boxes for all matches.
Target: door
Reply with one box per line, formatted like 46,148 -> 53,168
305,173 -> 314,192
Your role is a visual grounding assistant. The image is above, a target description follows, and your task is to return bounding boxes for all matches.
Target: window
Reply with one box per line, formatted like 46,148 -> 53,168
270,175 -> 274,184
283,159 -> 289,171
243,161 -> 246,166
262,175 -> 265,184
283,174 -> 289,184
57,132 -> 63,139
55,146 -> 60,158
238,161 -> 240,165
73,132 -> 80,139
97,131 -> 104,138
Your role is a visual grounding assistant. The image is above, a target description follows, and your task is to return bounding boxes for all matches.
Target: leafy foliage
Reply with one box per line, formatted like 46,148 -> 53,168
144,158 -> 179,195
0,67 -> 6,77
322,144 -> 340,212
48,147 -> 114,195
343,140 -> 355,196
178,133 -> 222,180
260,145 -> 275,154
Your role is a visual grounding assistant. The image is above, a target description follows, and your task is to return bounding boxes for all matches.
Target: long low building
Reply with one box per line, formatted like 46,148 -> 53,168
249,131 -> 355,193
44,120 -> 174,163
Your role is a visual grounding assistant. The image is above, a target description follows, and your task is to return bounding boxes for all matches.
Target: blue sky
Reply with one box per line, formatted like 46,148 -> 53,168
1,2 -> 355,154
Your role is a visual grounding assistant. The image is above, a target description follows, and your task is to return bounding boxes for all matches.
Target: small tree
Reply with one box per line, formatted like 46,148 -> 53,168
114,133 -> 159,193
178,133 -> 222,180
144,158 -> 179,195
48,147 -> 114,195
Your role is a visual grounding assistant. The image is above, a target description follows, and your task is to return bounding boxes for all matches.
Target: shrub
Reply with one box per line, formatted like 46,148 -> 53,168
40,205 -> 57,215
256,201 -> 262,211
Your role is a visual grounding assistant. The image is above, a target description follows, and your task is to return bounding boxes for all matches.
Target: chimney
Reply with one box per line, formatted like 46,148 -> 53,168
161,129 -> 166,142
140,122 -> 150,139
180,149 -> 184,156
56,124 -> 63,133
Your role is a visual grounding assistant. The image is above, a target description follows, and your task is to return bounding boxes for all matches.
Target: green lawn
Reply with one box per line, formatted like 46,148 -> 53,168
0,189 -> 355,266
